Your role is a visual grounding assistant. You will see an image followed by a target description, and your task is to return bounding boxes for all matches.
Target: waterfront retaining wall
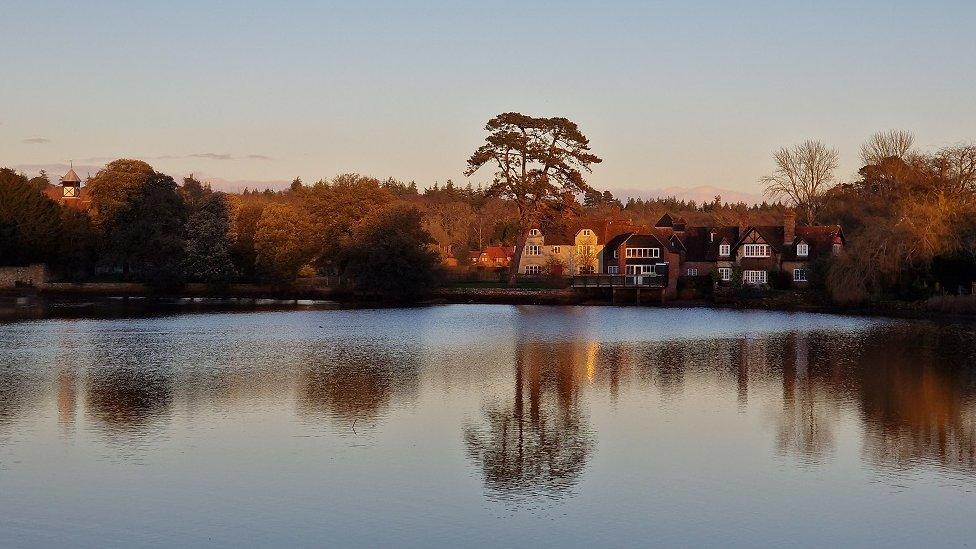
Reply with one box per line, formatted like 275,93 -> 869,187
0,264 -> 48,288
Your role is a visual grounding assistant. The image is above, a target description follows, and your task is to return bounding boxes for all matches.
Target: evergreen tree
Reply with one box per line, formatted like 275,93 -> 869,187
184,193 -> 235,284
0,168 -> 63,265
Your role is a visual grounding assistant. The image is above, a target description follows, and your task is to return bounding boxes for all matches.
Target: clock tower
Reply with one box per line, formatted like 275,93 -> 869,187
61,163 -> 82,198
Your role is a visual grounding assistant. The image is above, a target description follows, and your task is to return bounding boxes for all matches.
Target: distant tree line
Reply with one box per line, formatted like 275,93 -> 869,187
3,116 -> 975,304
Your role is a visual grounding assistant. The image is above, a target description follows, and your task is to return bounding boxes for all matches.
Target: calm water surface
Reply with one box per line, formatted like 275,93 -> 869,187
1,305 -> 975,547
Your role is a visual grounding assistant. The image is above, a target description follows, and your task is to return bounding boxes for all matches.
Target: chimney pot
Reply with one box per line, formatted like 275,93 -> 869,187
784,210 -> 796,245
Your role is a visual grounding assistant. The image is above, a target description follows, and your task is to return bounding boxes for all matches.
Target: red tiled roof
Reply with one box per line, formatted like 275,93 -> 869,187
470,246 -> 514,262
483,246 -> 514,259
42,185 -> 92,212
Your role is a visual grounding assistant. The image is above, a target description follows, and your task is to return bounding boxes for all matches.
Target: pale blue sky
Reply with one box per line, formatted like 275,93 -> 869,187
2,0 -> 975,195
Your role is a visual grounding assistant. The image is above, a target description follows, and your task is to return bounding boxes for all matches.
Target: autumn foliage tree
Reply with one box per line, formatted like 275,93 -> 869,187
298,173 -> 393,271
86,159 -> 186,286
253,202 -> 316,283
465,113 -> 601,284
823,137 -> 976,302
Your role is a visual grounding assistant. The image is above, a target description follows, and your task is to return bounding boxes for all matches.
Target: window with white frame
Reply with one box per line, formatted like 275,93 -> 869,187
796,242 -> 809,257
719,244 -> 730,256
743,270 -> 767,285
793,268 -> 808,282
581,229 -> 592,236
578,265 -> 594,274
687,268 -> 698,276
608,265 -> 619,274
613,249 -> 618,259
529,229 -> 540,236
525,245 -> 541,256
524,265 -> 541,275
552,246 -> 560,255
625,247 -> 660,258
626,264 -> 657,275
743,244 -> 770,257
718,267 -> 732,281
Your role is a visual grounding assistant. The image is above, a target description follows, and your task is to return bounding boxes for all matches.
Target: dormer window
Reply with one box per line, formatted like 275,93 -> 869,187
719,244 -> 730,256
797,242 -> 809,257
529,229 -> 540,237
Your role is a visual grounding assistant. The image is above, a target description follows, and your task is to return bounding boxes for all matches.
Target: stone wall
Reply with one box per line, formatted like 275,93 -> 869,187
0,264 -> 48,288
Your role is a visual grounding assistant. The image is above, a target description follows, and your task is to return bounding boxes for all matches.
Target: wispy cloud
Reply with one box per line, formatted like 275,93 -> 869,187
23,137 -> 51,144
184,153 -> 273,161
189,152 -> 234,160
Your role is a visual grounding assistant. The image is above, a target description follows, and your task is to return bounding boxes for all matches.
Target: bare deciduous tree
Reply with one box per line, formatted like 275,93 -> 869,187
932,144 -> 976,196
760,140 -> 839,225
860,129 -> 914,165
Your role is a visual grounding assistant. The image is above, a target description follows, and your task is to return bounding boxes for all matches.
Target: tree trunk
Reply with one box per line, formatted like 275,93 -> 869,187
507,204 -> 536,287
508,228 -> 528,286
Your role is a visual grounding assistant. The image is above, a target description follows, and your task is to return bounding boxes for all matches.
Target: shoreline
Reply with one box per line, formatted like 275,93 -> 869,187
0,283 -> 969,323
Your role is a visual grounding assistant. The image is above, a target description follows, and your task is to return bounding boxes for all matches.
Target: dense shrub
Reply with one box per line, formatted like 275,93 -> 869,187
340,204 -> 443,300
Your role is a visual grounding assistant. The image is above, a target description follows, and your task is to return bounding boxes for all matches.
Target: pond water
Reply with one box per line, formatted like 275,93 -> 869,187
1,305 -> 975,547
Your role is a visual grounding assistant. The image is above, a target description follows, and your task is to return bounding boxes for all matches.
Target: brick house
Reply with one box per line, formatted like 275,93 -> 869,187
598,227 -> 681,298
598,211 -> 844,291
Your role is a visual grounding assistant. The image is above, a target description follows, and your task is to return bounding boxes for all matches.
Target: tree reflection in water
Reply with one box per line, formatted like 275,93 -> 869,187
768,325 -> 976,471
464,340 -> 595,502
0,368 -> 36,434
297,342 -> 421,433
85,367 -> 173,433
853,326 -> 976,471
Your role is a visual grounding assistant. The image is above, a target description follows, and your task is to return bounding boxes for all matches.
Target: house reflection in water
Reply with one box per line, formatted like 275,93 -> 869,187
57,367 -> 77,431
773,332 -> 839,462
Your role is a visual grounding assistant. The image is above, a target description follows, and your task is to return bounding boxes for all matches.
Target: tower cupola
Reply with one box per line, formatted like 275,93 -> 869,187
60,162 -> 82,198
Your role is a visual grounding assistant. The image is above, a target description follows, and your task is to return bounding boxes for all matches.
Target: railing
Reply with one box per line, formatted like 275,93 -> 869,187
572,273 -> 668,288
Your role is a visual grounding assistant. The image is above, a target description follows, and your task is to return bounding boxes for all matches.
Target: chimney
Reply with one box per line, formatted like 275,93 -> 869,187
783,210 -> 796,245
